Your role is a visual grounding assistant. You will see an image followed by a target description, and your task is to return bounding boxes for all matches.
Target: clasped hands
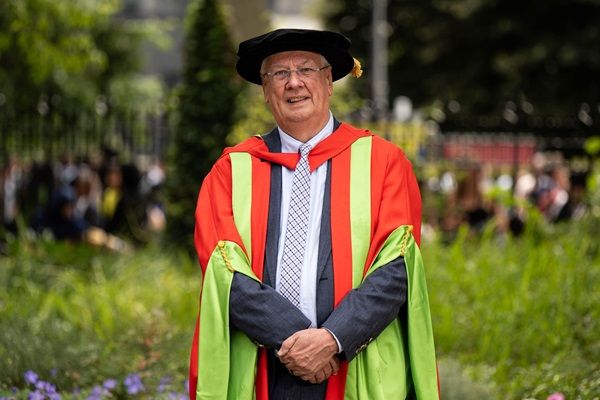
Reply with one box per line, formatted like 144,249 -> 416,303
277,328 -> 340,384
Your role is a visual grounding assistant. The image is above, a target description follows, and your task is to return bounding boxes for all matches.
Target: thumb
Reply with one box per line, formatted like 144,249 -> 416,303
277,334 -> 298,358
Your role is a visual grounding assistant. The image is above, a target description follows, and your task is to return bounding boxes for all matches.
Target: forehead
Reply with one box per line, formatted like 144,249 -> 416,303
263,51 -> 323,68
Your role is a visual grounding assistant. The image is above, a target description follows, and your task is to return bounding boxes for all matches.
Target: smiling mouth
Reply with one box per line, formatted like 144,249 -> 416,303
287,96 -> 309,104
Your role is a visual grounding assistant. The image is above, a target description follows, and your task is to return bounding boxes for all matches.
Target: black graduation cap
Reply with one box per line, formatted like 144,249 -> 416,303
236,28 -> 362,85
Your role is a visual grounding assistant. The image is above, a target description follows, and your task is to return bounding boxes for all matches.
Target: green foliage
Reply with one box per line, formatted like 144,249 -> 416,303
583,142 -> 600,217
165,0 -> 243,248
585,137 -> 600,157
329,79 -> 364,121
0,234 -> 199,391
322,0 -> 600,119
437,357 -> 498,400
425,219 -> 600,399
2,210 -> 600,397
0,0 -> 171,118
228,86 -> 274,144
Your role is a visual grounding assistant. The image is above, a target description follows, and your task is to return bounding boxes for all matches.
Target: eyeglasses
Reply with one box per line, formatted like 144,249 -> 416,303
261,65 -> 331,83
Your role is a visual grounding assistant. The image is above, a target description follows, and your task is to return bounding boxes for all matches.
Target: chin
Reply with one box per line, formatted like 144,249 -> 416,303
283,111 -> 313,123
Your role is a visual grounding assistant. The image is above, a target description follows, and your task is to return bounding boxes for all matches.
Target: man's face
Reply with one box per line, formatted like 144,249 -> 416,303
261,51 -> 333,130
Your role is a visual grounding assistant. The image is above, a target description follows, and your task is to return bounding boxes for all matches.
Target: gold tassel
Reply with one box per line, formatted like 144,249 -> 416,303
217,241 -> 235,272
351,57 -> 363,78
400,225 -> 413,257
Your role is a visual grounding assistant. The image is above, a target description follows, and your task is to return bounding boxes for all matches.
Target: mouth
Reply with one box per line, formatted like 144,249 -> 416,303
286,96 -> 310,104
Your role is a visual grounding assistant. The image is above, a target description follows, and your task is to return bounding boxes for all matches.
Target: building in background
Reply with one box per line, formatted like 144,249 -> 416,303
121,0 -> 189,87
268,0 -> 322,30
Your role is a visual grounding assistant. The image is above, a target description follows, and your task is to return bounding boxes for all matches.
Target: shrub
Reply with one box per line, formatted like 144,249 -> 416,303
1,213 -> 599,398
0,234 -> 199,394
425,219 -> 600,399
165,0 -> 243,249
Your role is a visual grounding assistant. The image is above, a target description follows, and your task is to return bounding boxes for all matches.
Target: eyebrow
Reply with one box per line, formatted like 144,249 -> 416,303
267,59 -> 315,69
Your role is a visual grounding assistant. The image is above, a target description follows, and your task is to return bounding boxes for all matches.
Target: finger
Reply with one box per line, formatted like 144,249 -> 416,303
322,361 -> 333,377
288,364 -> 309,376
304,371 -> 323,384
300,372 -> 313,382
314,370 -> 326,384
277,334 -> 299,358
282,359 -> 299,371
330,357 -> 340,375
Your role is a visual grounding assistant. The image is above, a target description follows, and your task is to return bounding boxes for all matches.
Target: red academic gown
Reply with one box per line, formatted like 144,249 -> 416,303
189,123 -> 427,399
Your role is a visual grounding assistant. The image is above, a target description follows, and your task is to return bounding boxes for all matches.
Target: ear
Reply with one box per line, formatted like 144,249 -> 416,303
262,84 -> 270,103
327,72 -> 333,96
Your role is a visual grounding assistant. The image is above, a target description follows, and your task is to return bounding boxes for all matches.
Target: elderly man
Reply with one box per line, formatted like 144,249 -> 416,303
189,29 -> 438,400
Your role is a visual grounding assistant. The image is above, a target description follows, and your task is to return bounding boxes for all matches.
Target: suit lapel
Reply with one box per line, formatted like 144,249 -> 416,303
263,128 -> 282,288
316,161 -> 332,281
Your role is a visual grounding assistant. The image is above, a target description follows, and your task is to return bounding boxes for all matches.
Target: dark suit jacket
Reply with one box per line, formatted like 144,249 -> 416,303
229,122 -> 408,400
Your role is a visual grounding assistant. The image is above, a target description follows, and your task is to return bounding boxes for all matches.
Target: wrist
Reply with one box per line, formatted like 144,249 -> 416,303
320,328 -> 340,354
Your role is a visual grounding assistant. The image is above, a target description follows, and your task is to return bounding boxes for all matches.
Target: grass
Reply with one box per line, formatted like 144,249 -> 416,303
1,214 -> 599,399
0,232 -> 200,397
425,217 -> 600,399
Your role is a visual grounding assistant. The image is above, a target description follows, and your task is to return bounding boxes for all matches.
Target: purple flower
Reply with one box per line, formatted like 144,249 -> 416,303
124,373 -> 145,395
87,385 -> 104,400
28,391 -> 45,400
24,370 -> 39,385
168,393 -> 187,400
25,378 -> 61,399
184,379 -> 189,394
36,380 -> 56,394
547,393 -> 565,400
102,379 -> 117,391
157,376 -> 172,393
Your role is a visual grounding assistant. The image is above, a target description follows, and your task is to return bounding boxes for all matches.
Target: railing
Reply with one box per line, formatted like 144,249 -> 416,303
2,113 -> 595,171
0,111 -> 170,167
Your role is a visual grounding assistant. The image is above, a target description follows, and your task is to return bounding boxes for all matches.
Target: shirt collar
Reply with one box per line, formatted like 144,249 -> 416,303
278,112 -> 334,153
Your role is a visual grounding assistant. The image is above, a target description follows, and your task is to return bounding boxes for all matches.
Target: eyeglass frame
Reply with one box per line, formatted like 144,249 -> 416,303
261,64 -> 331,83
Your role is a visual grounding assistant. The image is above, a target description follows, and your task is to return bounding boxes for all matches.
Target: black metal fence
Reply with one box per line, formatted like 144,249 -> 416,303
1,112 -> 597,170
439,113 -> 598,159
0,111 -> 171,166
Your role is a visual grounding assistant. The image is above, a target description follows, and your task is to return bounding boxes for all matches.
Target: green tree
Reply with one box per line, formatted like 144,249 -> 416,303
0,0 -> 168,118
166,0 -> 243,247
323,0 -> 600,123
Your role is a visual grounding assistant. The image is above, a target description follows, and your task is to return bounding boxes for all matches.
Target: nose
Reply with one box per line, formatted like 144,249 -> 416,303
285,70 -> 305,88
